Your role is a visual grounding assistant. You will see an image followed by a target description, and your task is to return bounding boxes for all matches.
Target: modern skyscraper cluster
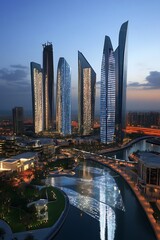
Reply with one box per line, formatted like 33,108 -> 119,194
31,42 -> 54,134
30,21 -> 128,142
100,21 -> 128,144
30,42 -> 72,136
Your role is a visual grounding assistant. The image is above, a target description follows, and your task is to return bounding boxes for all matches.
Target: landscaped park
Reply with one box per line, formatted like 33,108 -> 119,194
0,179 -> 65,233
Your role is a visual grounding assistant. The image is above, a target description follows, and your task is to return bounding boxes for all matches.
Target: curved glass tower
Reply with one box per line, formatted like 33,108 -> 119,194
100,21 -> 128,144
42,42 -> 54,131
100,36 -> 116,144
30,62 -> 43,134
56,57 -> 71,136
115,21 -> 128,143
78,51 -> 96,135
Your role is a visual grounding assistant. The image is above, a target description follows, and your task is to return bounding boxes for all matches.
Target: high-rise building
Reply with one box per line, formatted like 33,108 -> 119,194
43,42 -> 54,130
12,107 -> 24,135
56,58 -> 71,136
100,21 -> 128,144
30,62 -> 43,134
78,51 -> 96,135
115,21 -> 128,143
100,36 -> 116,144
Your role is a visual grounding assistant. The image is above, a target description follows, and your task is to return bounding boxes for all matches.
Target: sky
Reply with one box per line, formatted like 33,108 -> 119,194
0,0 -> 160,116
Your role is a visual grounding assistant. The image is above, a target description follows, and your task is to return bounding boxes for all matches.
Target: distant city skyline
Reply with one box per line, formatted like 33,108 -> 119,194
0,0 -> 160,113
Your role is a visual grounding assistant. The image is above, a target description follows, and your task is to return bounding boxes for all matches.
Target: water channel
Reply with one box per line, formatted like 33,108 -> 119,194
47,139 -> 158,240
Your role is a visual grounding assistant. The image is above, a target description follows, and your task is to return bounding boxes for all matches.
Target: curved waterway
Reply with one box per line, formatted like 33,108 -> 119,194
46,140 -> 157,240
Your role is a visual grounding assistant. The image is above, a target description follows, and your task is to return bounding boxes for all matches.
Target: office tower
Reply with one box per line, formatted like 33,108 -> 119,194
30,62 -> 43,134
100,21 -> 128,144
100,37 -> 116,144
12,107 -> 24,135
115,21 -> 128,143
42,42 -> 54,130
56,58 -> 71,136
78,51 -> 96,135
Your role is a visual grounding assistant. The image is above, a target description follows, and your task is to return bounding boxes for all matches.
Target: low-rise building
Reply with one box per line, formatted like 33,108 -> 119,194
137,151 -> 160,199
0,152 -> 38,172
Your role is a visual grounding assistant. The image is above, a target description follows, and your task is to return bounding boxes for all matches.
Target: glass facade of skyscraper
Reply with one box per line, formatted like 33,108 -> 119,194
56,58 -> 71,136
100,22 -> 128,144
30,62 -> 43,134
100,36 -> 116,144
78,51 -> 96,135
115,21 -> 128,143
43,42 -> 54,130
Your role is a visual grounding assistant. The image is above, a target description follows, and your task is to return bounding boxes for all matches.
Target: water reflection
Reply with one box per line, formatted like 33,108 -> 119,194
99,177 -> 107,240
47,163 -> 124,240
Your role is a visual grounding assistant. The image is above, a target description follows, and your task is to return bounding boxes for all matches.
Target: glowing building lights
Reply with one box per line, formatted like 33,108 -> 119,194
30,62 -> 43,133
78,51 -> 96,135
42,42 -> 54,130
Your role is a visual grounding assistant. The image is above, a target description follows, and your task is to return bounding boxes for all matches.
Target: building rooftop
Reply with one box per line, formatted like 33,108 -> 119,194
3,152 -> 37,163
138,151 -> 160,168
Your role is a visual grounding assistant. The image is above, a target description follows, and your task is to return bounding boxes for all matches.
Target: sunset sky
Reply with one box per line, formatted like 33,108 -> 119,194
0,0 -> 160,115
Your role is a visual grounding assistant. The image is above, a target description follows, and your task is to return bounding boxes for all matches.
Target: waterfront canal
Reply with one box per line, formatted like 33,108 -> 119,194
47,139 -> 158,240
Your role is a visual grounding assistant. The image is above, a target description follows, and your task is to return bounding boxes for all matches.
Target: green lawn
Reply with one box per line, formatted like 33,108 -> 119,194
0,186 -> 66,232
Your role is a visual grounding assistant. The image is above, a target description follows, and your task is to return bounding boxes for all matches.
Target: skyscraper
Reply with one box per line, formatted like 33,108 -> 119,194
12,107 -> 24,135
43,42 -> 54,130
100,37 -> 116,144
56,58 -> 71,136
30,62 -> 43,134
78,51 -> 96,135
115,21 -> 128,143
100,21 -> 128,144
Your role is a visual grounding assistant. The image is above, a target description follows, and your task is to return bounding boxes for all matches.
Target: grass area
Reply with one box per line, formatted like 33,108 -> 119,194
0,186 -> 65,232
6,208 -> 26,232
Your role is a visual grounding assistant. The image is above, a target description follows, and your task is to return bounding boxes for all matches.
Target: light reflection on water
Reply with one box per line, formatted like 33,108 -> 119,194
47,163 -> 124,240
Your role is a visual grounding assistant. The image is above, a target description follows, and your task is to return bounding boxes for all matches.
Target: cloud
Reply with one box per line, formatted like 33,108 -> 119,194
128,71 -> 160,89
0,65 -> 31,110
10,64 -> 28,69
0,65 -> 30,90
